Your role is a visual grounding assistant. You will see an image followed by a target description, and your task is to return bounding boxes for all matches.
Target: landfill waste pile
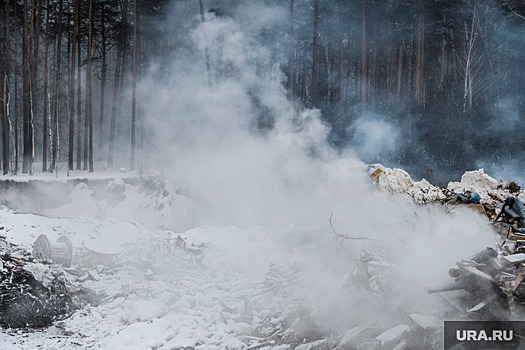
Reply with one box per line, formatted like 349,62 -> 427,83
371,165 -> 525,323
0,234 -> 75,329
1,170 -> 524,350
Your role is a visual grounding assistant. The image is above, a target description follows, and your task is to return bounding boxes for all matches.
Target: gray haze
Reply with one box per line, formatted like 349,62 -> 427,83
137,2 -> 500,336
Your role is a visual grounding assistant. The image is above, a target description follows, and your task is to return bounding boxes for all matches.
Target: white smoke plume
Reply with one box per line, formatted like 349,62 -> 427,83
139,3 -> 499,337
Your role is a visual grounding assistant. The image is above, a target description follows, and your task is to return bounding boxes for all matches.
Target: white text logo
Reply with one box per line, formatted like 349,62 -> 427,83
456,329 -> 513,342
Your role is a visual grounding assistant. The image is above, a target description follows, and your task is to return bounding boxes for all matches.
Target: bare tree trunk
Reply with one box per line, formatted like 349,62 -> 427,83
76,36 -> 81,170
42,0 -> 51,172
83,84 -> 88,171
338,36 -> 348,115
130,0 -> 138,170
83,0 -> 90,171
31,0 -> 42,132
396,41 -> 404,97
68,0 -> 79,172
310,0 -> 319,107
198,0 -> 212,87
370,15 -> 379,103
22,0 -> 34,175
414,0 -> 425,108
439,37 -> 446,92
51,0 -> 63,172
86,0 -> 94,172
108,0 -> 128,168
288,0 -> 295,105
0,1 -> 5,175
4,0 -> 12,175
461,9 -> 482,113
360,0 -> 367,107
99,2 -> 107,151
13,0 -> 18,175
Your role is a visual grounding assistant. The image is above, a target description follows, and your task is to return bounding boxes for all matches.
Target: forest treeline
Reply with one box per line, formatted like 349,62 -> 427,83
283,0 -> 525,182
0,0 -> 168,175
0,0 -> 524,181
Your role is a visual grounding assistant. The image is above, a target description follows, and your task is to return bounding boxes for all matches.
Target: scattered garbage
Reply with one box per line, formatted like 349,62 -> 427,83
81,238 -> 123,268
2,165 -> 524,349
429,201 -> 525,321
32,234 -> 74,268
348,249 -> 393,297
370,165 -> 525,322
429,239 -> 525,320
0,235 -> 75,329
446,191 -> 481,204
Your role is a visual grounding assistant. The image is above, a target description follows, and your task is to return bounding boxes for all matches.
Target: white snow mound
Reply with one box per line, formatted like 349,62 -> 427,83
376,167 -> 445,203
447,169 -> 498,198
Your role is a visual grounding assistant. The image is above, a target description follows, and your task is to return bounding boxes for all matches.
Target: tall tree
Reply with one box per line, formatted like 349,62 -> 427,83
360,0 -> 367,107
22,0 -> 35,175
0,0 -> 6,175
130,0 -> 139,170
42,0 -> 51,172
459,6 -> 484,112
414,0 -> 426,108
13,0 -> 19,174
51,0 -> 63,173
86,0 -> 94,172
68,0 -> 79,172
288,0 -> 296,105
337,0 -> 348,115
108,0 -> 128,168
198,0 -> 212,87
76,34 -> 81,170
31,0 -> 42,130
4,0 -> 12,175
310,0 -> 319,107
99,1 -> 108,149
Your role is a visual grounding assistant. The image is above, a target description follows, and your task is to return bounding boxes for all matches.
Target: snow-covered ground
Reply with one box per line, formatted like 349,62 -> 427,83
0,166 -> 502,349
0,7 -> 514,349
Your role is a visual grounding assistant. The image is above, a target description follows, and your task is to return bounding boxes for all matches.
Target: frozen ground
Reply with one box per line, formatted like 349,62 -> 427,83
0,167 -> 503,349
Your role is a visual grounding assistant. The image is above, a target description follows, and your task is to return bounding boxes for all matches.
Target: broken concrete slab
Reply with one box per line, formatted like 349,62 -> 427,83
502,253 -> 525,264
294,339 -> 330,350
335,324 -> 376,349
375,324 -> 410,345
408,314 -> 441,330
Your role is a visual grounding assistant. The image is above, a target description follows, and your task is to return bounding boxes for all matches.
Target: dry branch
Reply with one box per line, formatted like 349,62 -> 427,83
329,211 -> 380,243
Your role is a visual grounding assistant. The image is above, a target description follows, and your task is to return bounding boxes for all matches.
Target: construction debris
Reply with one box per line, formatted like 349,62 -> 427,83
368,166 -> 525,321
0,236 -> 76,329
348,249 -> 393,297
2,165 -> 524,348
432,229 -> 525,321
294,339 -> 330,350
32,234 -> 73,268
333,315 -> 443,350
364,165 -> 525,345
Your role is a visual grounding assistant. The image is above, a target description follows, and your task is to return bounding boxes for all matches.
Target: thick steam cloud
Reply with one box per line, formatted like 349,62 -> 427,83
140,5 -> 499,337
